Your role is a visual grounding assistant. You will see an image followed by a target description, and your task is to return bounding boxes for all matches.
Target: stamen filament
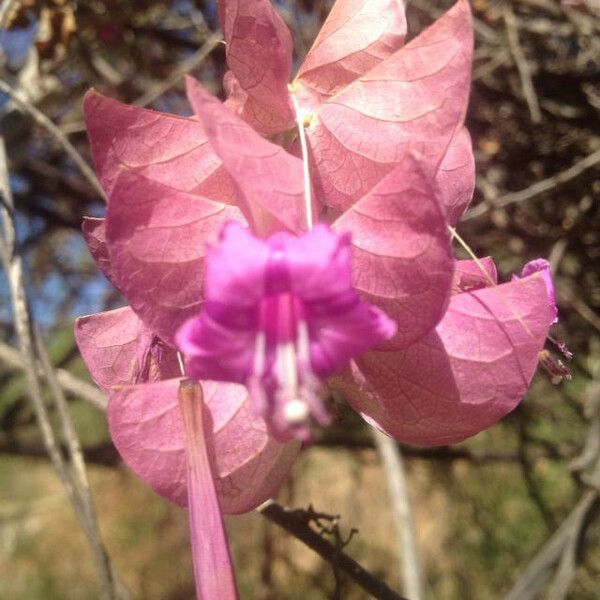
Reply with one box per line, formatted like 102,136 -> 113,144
290,92 -> 313,230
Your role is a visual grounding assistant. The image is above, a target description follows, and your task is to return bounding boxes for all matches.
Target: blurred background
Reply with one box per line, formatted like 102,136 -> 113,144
0,0 -> 599,598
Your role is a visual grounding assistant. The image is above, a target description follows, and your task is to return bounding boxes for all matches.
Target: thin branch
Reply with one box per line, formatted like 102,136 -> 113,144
504,4 -> 542,123
0,0 -> 18,28
0,339 -> 107,410
133,32 -> 223,107
258,500 -> 408,600
0,135 -> 124,600
373,429 -> 423,600
504,490 -> 599,600
463,147 -> 600,220
0,78 -> 107,202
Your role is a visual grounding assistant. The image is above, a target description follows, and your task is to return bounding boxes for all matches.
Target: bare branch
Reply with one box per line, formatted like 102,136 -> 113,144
373,429 -> 423,600
0,135 -> 124,600
0,339 -> 107,411
258,500 -> 408,600
464,147 -> 600,220
133,32 -> 223,107
504,4 -> 542,124
0,78 -> 107,202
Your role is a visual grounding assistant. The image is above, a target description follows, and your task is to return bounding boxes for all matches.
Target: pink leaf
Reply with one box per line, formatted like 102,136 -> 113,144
81,217 -> 115,286
308,0 -> 473,212
436,127 -> 475,226
333,157 -> 453,349
105,170 -> 243,345
74,307 -> 180,392
108,378 -> 300,513
83,89 -> 237,202
217,0 -> 294,132
295,0 -> 407,109
187,80 -> 312,236
340,273 -> 552,445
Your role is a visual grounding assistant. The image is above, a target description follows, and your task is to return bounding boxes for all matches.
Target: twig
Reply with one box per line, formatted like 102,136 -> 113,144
504,4 -> 542,123
258,500 -> 408,600
0,78 -> 107,202
463,147 -> 600,220
133,32 -> 223,107
504,490 -> 599,600
372,429 -> 423,600
0,135 -> 124,600
0,0 -> 18,28
0,339 -> 107,410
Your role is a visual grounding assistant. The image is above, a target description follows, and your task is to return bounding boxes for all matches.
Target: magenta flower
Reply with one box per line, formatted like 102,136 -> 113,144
176,222 -> 396,441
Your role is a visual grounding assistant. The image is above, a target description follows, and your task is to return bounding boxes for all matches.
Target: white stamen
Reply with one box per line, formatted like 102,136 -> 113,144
290,92 -> 313,229
284,398 -> 310,424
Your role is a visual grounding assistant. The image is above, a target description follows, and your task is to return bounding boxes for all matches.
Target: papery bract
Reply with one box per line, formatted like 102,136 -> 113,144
307,0 -> 473,212
84,90 -> 237,203
75,307 -> 179,392
514,258 -> 558,324
294,0 -> 407,108
333,156 -> 453,349
218,0 -> 294,134
186,78 -> 312,236
76,229 -> 300,513
104,171 -> 243,345
436,127 -> 476,227
336,272 -> 553,445
108,378 -> 299,513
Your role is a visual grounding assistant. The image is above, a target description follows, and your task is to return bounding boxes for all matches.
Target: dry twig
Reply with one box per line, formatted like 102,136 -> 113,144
0,78 -> 107,202
373,429 -> 423,600
0,135 -> 125,600
504,4 -> 542,123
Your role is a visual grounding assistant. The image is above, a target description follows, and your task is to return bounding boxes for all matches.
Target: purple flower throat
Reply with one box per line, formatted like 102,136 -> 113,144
176,222 -> 397,441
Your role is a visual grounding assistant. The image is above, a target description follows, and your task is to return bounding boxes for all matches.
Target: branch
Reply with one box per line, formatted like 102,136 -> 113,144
133,32 -> 223,107
0,339 -> 107,411
258,500 -> 408,600
0,135 -> 125,600
504,490 -> 599,600
0,78 -> 107,202
464,147 -> 600,220
503,4 -> 542,124
373,429 -> 423,600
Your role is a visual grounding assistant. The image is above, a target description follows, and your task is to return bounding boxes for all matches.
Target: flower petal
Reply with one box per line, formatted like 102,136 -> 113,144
333,157 -> 453,349
105,170 -> 243,345
295,0 -> 407,109
84,89 -> 237,202
216,0 -> 294,133
338,273 -> 553,445
74,307 -> 180,392
308,0 -> 473,212
187,80 -> 311,236
436,127 -> 475,226
108,378 -> 300,513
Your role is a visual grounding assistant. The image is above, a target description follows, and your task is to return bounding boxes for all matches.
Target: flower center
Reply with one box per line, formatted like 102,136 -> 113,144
247,251 -> 328,440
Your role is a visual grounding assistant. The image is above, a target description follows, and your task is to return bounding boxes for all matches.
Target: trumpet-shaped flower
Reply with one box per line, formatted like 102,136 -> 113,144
176,222 -> 396,441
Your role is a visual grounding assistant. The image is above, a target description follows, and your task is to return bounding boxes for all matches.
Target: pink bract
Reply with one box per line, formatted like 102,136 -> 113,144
75,0 -> 557,521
